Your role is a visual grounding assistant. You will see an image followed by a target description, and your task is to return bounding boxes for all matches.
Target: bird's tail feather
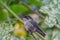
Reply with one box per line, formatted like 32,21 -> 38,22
36,28 -> 46,37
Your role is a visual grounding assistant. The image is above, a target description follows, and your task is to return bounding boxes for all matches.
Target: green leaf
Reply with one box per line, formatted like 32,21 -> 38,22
58,32 -> 60,40
55,13 -> 60,24
29,0 -> 42,7
44,16 -> 56,27
0,9 -> 7,21
10,4 -> 28,14
45,30 -> 52,40
2,0 -> 6,2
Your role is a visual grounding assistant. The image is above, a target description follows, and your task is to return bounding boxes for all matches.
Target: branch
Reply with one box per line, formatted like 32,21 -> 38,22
55,24 -> 60,29
20,2 -> 44,19
0,1 -> 23,23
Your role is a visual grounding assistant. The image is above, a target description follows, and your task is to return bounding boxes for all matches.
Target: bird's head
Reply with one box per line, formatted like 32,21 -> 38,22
23,16 -> 29,21
23,16 -> 33,21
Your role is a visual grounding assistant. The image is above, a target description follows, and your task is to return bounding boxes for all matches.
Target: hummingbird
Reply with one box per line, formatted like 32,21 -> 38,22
23,16 -> 46,40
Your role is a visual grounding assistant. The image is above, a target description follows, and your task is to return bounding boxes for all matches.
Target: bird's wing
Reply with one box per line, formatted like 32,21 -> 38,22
29,20 -> 46,37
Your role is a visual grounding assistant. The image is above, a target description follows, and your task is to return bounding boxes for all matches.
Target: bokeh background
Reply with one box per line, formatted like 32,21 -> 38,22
0,0 -> 60,40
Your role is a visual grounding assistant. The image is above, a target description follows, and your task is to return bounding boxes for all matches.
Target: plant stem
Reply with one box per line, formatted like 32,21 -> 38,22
0,1 -> 23,23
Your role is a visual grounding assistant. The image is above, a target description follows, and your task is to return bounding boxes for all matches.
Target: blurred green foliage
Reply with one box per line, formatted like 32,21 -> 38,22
0,0 -> 60,40
10,4 -> 28,14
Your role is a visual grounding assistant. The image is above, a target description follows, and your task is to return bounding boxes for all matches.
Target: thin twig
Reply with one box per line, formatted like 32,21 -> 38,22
6,11 -> 14,31
55,24 -> 60,29
20,2 -> 44,19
